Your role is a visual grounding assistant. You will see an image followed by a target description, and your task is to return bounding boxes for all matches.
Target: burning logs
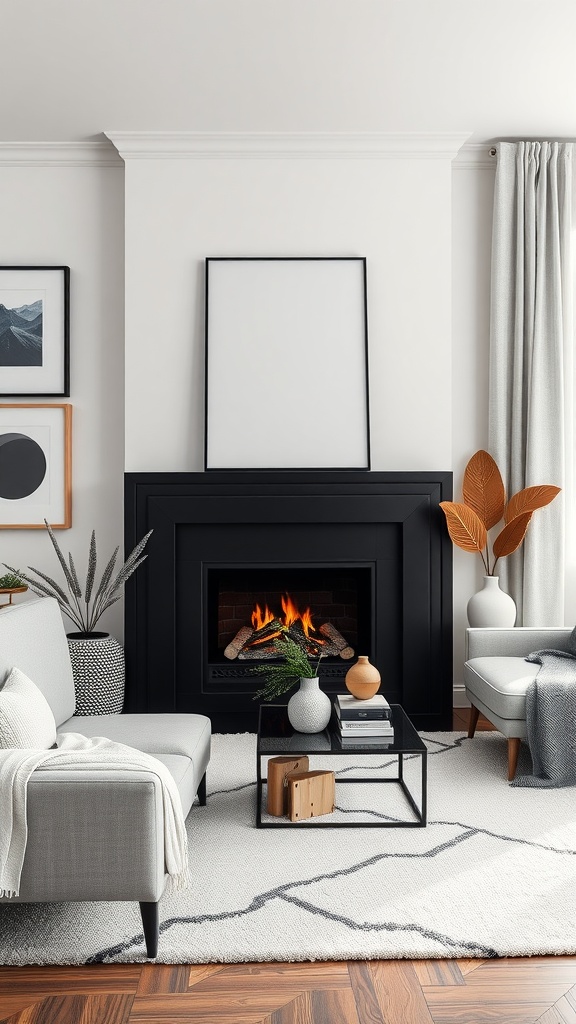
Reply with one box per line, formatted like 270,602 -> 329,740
319,622 -> 355,660
224,618 -> 354,661
223,626 -> 254,661
237,645 -> 278,660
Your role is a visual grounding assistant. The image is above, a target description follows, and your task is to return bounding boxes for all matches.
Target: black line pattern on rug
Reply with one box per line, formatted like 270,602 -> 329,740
86,818 -> 569,963
277,893 -> 497,958
208,780 -> 256,796
87,831 -> 482,962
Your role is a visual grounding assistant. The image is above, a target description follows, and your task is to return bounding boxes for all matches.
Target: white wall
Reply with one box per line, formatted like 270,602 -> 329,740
115,135 -> 465,474
0,155 -> 125,639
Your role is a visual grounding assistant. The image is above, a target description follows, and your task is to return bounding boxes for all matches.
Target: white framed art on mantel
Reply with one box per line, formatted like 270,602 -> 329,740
204,257 -> 370,470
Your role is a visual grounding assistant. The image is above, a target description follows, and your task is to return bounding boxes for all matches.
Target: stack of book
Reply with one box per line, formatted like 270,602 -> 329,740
334,693 -> 394,745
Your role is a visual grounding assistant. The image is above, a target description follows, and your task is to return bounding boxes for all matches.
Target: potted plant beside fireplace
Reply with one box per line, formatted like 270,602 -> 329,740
4,522 -> 152,715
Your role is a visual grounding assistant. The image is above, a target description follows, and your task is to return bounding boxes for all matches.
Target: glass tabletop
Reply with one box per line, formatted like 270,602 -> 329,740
257,702 -> 426,755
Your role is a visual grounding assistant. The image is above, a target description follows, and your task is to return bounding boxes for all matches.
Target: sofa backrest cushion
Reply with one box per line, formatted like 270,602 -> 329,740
0,667 -> 58,748
0,598 -> 75,726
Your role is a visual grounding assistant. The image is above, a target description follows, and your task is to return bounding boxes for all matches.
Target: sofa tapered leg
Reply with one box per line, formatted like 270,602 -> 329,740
467,704 -> 480,738
197,771 -> 207,806
507,738 -> 521,781
139,901 -> 159,958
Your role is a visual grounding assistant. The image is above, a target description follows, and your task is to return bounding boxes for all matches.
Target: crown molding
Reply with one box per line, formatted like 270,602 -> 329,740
453,142 -> 496,170
105,131 -> 473,161
0,142 -> 123,167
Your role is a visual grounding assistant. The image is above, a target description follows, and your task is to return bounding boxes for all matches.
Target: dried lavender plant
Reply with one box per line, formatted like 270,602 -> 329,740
4,520 -> 152,634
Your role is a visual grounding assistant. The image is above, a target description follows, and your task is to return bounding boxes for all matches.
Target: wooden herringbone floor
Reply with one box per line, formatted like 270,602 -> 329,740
1,711 -> 574,1024
2,958 -> 576,1023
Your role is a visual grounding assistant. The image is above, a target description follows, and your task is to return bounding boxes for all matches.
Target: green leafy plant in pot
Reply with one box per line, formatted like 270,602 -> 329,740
4,521 -> 152,715
0,570 -> 27,608
252,634 -> 332,734
0,571 -> 26,589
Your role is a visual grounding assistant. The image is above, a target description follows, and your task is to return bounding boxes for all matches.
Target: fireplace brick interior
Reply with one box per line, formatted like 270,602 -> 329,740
217,585 -> 359,651
211,568 -> 370,659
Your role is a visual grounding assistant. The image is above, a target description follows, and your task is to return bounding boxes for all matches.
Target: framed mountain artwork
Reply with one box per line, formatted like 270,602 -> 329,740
0,266 -> 70,397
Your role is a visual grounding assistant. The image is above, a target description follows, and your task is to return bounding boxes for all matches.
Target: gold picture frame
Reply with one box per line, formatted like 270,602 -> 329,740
0,403 -> 72,528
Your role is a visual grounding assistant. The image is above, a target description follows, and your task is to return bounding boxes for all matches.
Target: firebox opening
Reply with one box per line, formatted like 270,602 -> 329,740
206,566 -> 373,666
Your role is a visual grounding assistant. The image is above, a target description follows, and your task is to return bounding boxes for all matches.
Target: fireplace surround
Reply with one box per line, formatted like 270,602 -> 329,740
124,471 -> 452,731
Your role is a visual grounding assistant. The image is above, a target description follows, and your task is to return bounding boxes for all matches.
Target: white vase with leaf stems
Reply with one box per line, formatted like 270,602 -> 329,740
439,450 -> 560,627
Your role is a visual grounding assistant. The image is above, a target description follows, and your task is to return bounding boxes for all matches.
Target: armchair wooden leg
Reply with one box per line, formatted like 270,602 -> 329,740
139,901 -> 159,959
197,771 -> 207,806
507,738 -> 521,781
467,704 -> 480,738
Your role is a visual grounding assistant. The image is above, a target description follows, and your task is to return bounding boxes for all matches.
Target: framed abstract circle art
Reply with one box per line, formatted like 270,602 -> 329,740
0,404 -> 72,528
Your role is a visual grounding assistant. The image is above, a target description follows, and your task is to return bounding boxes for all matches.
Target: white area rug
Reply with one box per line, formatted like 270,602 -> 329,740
1,731 -> 575,964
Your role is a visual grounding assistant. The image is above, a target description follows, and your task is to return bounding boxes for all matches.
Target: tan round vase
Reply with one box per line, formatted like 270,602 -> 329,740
344,655 -> 381,700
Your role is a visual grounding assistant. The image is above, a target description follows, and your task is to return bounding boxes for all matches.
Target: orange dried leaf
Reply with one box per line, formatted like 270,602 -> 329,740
504,485 -> 561,524
462,450 -> 506,530
493,512 -> 533,559
440,501 -> 487,553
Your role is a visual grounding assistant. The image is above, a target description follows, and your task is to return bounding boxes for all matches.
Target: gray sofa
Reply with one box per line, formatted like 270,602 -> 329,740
464,626 -> 572,780
0,597 -> 211,958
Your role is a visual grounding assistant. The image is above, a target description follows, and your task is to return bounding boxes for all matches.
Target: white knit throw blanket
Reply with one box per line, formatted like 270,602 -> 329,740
0,733 -> 191,899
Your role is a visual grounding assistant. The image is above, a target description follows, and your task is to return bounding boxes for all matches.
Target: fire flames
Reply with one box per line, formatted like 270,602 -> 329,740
251,593 -> 318,640
224,591 -> 354,661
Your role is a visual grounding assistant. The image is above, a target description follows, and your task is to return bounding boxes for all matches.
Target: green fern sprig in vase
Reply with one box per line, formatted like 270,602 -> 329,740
252,634 -> 324,701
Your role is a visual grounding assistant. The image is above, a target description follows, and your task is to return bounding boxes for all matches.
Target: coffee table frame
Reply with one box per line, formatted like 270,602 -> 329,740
256,703 -> 427,829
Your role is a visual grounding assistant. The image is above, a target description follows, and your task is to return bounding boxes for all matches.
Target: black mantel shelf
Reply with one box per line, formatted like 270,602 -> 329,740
124,471 -> 453,732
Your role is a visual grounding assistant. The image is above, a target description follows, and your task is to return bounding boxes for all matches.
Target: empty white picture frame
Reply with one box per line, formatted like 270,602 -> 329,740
204,257 -> 370,470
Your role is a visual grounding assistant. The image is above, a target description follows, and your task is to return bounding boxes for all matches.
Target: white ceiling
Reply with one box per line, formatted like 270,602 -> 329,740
1,0 -> 575,144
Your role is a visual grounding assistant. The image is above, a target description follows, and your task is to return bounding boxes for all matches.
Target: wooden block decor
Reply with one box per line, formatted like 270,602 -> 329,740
288,770 -> 336,822
266,755 -> 310,816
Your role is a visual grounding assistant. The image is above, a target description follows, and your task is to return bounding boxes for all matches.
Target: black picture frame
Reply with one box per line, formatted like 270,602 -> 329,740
0,266 -> 70,397
204,257 -> 370,470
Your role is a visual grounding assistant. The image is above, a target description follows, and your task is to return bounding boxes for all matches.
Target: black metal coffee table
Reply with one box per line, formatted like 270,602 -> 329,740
256,703 -> 427,828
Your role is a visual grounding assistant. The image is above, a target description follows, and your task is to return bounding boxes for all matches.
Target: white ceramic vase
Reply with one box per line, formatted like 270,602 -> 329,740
287,677 -> 332,734
466,576 -> 516,628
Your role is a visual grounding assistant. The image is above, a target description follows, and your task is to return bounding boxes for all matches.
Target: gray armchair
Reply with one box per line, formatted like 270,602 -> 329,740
0,598 -> 211,958
464,626 -> 572,780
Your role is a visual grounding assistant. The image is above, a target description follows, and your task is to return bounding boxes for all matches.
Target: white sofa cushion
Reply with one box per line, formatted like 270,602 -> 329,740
0,599 -> 76,726
0,667 -> 57,749
464,656 -> 540,721
62,712 -> 212,817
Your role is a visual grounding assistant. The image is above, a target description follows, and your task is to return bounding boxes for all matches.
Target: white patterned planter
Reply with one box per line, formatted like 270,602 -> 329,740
67,633 -> 125,715
287,677 -> 332,734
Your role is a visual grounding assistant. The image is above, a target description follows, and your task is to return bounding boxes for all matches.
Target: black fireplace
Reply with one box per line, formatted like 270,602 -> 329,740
124,471 -> 452,730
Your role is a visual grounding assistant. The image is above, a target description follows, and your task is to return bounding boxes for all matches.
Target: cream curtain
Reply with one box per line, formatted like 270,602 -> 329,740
489,141 -> 574,625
